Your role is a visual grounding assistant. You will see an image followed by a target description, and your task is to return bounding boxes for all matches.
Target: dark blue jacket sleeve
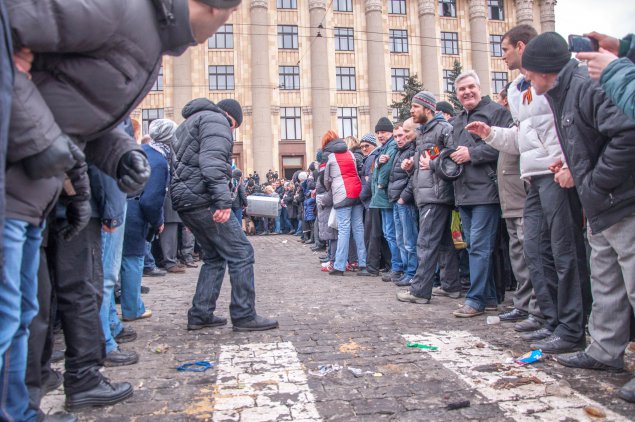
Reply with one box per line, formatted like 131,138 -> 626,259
139,147 -> 168,228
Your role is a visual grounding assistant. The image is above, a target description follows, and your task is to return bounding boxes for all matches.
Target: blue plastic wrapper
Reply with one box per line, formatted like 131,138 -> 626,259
515,350 -> 543,366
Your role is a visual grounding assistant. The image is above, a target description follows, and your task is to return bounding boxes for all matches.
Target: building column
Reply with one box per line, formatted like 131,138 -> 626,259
539,0 -> 556,32
468,0 -> 491,95
250,0 -> 274,175
365,0 -> 388,128
514,0 -> 534,26
309,0 -> 329,154
418,0 -> 441,98
171,48 -> 193,124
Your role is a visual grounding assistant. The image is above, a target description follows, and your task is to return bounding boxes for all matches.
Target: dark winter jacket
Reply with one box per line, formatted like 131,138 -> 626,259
411,115 -> 455,207
388,141 -> 416,204
171,98 -> 234,212
283,189 -> 298,219
359,148 -> 381,209
231,182 -> 248,211
546,59 -> 635,233
123,145 -> 169,256
370,137 -> 398,209
451,97 -> 512,206
351,147 -> 364,176
88,164 -> 126,229
302,179 -> 316,221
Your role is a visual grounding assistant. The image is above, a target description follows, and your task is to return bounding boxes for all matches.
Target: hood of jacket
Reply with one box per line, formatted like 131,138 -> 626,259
182,98 -> 225,119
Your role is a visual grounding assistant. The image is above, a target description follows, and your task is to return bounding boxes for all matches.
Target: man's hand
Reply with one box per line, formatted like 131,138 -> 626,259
23,134 -> 84,180
465,121 -> 492,139
14,48 -> 33,79
116,150 -> 150,193
576,49 -> 618,80
419,151 -> 431,170
158,224 -> 165,234
401,157 -> 414,171
548,158 -> 563,174
554,168 -> 575,188
378,154 -> 390,164
397,198 -> 405,205
59,200 -> 91,241
585,32 -> 620,55
213,208 -> 231,223
102,224 -> 117,233
450,146 -> 471,165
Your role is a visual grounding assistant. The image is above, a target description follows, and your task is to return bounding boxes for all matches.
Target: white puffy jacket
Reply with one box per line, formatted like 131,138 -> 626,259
484,74 -> 563,180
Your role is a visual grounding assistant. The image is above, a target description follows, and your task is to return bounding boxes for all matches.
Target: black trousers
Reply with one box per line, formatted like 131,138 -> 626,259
364,208 -> 390,273
49,218 -> 105,395
410,204 -> 459,298
523,175 -> 588,342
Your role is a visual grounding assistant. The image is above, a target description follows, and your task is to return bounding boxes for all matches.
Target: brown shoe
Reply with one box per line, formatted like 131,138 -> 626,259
453,304 -> 484,318
166,265 -> 186,273
183,260 -> 198,268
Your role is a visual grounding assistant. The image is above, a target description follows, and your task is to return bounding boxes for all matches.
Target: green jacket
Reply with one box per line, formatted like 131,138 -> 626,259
370,137 -> 398,209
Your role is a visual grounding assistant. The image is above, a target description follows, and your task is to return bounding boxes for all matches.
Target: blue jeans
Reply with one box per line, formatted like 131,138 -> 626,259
393,203 -> 419,277
100,220 -> 126,353
143,241 -> 156,271
334,205 -> 367,271
459,205 -> 500,311
120,255 -> 146,320
380,208 -> 403,272
233,208 -> 243,224
0,219 -> 42,421
280,207 -> 292,232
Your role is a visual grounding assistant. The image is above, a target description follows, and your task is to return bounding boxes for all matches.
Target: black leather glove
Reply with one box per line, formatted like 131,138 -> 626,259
23,134 -> 85,180
59,199 -> 92,241
59,158 -> 92,241
116,150 -> 150,193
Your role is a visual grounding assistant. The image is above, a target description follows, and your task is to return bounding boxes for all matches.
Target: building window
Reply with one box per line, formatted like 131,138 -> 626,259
439,0 -> 456,17
208,65 -> 235,90
277,25 -> 299,49
280,107 -> 302,140
490,34 -> 503,57
279,66 -> 300,90
337,107 -> 358,138
388,0 -> 406,14
488,0 -> 504,20
492,71 -> 509,94
276,0 -> 296,9
391,68 -> 410,92
150,65 -> 163,91
208,24 -> 233,49
142,108 -> 164,135
441,32 -> 459,55
443,69 -> 454,93
336,67 -> 356,91
335,27 -> 354,51
389,29 -> 409,53
333,0 -> 352,12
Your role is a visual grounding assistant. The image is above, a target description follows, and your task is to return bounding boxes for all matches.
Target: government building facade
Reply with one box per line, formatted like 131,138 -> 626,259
131,0 -> 556,178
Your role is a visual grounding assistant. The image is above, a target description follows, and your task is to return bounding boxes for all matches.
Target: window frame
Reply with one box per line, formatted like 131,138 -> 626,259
333,0 -> 352,12
438,0 -> 456,17
443,69 -> 454,93
388,0 -> 407,14
276,0 -> 297,9
208,24 -> 234,49
391,68 -> 410,92
278,65 -> 300,90
491,71 -> 509,94
441,31 -> 459,55
142,108 -> 164,135
334,27 -> 355,51
336,66 -> 356,91
277,25 -> 299,50
389,29 -> 409,53
150,65 -> 163,92
280,107 -> 302,140
490,34 -> 503,57
488,0 -> 504,20
337,107 -> 358,138
208,65 -> 235,90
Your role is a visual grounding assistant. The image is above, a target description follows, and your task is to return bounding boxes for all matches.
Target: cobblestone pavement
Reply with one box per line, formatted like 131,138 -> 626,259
43,234 -> 635,421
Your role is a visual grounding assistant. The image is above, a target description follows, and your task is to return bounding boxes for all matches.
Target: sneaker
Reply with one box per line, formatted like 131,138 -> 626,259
520,327 -> 553,341
618,377 -> 635,403
187,315 -> 228,331
431,287 -> 461,299
394,275 -> 413,287
498,308 -> 528,322
514,315 -> 543,332
453,304 -> 484,318
142,267 -> 166,277
122,309 -> 152,322
556,352 -> 623,372
114,326 -> 137,344
65,378 -> 133,411
104,348 -> 139,367
321,263 -> 334,272
396,290 -> 430,304
382,271 -> 403,283
233,315 -> 279,332
530,335 -> 586,354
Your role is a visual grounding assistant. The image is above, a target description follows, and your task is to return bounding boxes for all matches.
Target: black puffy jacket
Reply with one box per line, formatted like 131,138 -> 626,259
231,182 -> 247,210
411,115 -> 455,207
451,97 -> 512,206
171,99 -> 234,212
546,59 -> 635,234
387,141 -> 416,204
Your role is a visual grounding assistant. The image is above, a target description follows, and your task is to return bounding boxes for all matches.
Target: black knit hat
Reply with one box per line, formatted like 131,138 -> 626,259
196,0 -> 242,8
436,101 -> 455,116
375,117 -> 394,133
217,99 -> 243,128
522,32 -> 571,74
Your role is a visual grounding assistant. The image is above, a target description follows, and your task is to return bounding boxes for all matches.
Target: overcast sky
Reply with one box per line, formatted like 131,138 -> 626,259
555,0 -> 634,40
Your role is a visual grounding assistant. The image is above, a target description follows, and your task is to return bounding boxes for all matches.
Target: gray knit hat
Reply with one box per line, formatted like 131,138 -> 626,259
196,0 -> 242,8
375,117 -> 394,133
360,132 -> 378,146
412,91 -> 437,112
217,99 -> 243,127
522,32 -> 571,74
149,118 -> 177,143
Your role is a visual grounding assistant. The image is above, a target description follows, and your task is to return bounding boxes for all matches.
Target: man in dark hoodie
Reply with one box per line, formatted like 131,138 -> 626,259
171,98 -> 278,333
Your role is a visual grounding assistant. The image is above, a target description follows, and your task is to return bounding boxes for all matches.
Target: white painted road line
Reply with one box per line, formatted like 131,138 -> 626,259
213,342 -> 322,422
403,331 -> 630,422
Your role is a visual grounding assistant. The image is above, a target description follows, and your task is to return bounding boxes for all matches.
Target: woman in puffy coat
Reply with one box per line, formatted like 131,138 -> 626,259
323,130 -> 367,275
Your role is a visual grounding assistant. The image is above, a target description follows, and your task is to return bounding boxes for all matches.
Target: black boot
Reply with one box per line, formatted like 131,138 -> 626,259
232,315 -> 279,332
65,378 -> 133,411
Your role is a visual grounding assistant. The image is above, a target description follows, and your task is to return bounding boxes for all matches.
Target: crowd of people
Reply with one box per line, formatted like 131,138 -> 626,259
0,0 -> 634,420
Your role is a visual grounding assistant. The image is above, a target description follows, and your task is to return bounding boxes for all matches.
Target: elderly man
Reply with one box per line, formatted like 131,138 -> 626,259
448,72 -> 512,318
